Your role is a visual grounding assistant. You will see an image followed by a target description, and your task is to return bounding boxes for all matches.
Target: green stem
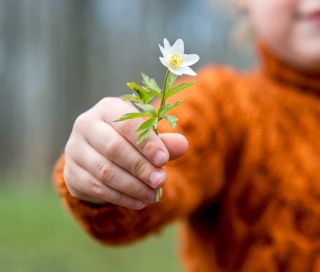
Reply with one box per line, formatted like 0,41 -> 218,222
155,70 -> 169,132
154,70 -> 169,203
153,127 -> 158,135
160,70 -> 170,108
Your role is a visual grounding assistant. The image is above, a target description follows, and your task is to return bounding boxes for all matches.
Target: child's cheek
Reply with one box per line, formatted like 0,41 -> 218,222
251,0 -> 296,41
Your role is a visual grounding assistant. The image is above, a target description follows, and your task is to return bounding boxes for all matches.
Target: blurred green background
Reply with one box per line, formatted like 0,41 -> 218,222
0,182 -> 181,271
0,0 -> 254,271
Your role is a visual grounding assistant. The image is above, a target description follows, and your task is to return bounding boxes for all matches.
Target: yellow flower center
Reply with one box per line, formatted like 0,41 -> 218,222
168,54 -> 184,68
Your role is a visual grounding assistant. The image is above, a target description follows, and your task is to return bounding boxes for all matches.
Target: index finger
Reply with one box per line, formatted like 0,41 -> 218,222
98,97 -> 169,167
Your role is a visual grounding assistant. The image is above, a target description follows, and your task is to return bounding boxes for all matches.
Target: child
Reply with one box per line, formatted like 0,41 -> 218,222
53,0 -> 320,271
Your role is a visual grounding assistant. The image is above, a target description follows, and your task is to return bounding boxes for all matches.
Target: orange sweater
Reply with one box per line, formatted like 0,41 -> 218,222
53,43 -> 320,271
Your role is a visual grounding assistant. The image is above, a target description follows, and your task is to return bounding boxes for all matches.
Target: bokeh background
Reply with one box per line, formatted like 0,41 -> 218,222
0,0 -> 254,271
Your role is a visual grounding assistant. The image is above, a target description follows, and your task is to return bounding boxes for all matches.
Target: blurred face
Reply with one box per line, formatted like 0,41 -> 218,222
243,0 -> 320,72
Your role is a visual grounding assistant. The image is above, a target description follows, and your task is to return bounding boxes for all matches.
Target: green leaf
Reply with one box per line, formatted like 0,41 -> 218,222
127,82 -> 153,104
137,126 -> 152,144
113,112 -> 152,122
159,100 -> 184,116
137,117 -> 157,132
164,82 -> 195,99
135,103 -> 157,115
163,115 -> 178,128
165,72 -> 177,91
141,73 -> 162,98
121,94 -> 142,103
141,73 -> 162,92
147,87 -> 162,98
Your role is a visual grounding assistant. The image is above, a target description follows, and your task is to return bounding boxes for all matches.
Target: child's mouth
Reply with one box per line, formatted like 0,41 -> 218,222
299,1 -> 320,21
301,9 -> 320,22
308,11 -> 320,20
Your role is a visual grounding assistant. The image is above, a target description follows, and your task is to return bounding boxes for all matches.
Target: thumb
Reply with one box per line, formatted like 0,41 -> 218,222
159,133 -> 189,161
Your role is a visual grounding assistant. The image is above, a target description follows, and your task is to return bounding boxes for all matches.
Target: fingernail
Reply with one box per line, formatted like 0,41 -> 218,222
153,151 -> 168,166
149,170 -> 166,188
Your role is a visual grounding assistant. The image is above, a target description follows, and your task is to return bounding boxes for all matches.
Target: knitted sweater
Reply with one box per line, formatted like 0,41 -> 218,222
53,43 -> 320,272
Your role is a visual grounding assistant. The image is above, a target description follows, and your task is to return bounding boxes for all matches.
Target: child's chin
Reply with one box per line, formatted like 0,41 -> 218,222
301,59 -> 320,74
293,42 -> 320,70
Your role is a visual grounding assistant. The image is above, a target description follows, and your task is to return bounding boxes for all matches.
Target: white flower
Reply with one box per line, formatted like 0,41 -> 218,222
159,38 -> 200,76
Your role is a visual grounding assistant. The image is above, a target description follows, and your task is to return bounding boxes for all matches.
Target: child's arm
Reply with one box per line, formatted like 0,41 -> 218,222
53,66 -> 244,245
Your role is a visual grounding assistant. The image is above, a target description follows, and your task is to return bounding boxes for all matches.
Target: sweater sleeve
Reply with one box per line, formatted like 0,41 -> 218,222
53,66 -> 246,245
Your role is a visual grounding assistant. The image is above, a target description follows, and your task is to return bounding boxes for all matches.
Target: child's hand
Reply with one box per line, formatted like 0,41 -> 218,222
63,97 -> 188,210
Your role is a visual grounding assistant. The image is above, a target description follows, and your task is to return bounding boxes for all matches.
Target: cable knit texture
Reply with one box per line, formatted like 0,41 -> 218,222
53,43 -> 320,272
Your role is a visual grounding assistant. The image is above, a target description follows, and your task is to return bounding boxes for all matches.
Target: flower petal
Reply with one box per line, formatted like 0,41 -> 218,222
159,45 -> 169,59
172,39 -> 184,54
163,38 -> 171,51
159,57 -> 168,68
180,66 -> 197,76
168,66 -> 183,76
182,54 -> 200,67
